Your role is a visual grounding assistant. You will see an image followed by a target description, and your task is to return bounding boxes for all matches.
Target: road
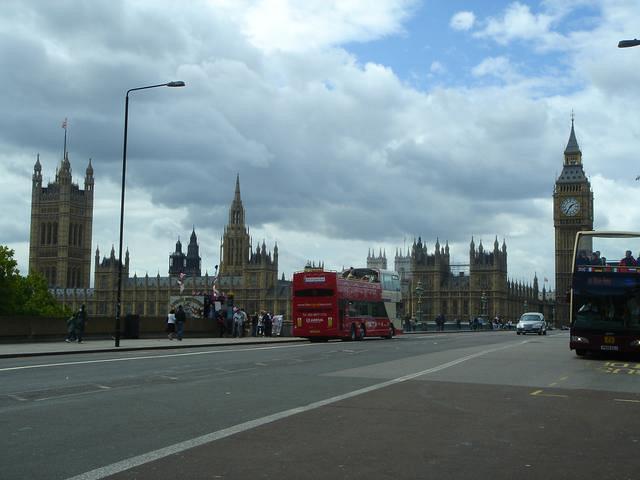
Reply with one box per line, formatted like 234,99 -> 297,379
2,331 -> 639,479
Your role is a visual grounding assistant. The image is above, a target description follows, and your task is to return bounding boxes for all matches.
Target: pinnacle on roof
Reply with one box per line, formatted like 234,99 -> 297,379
564,117 -> 581,155
234,173 -> 241,201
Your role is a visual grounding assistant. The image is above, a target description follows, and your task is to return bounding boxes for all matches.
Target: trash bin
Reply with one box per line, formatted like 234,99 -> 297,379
124,314 -> 140,339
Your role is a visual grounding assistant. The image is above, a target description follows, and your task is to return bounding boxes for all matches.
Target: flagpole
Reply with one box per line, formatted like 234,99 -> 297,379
62,118 -> 68,159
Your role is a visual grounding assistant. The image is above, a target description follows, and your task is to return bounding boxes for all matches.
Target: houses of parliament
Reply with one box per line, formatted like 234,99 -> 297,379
28,120 -> 589,325
29,157 -> 291,319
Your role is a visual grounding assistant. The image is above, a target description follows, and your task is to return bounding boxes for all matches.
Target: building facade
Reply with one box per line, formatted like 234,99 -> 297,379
371,237 -> 554,324
29,154 -> 94,288
553,119 -> 593,325
51,175 -> 290,319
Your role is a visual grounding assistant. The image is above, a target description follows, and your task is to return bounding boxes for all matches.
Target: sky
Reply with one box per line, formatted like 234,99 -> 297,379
2,0 -> 640,291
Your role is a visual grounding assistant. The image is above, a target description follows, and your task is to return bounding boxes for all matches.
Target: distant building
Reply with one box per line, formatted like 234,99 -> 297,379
28,153 -> 94,288
366,249 -> 387,270
369,238 -> 553,323
48,172 -> 290,318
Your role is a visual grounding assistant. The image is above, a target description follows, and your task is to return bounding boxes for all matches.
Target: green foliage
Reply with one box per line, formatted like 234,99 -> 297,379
0,246 -> 70,316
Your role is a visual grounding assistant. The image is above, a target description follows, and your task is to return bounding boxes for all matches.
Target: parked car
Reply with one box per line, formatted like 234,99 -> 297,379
516,312 -> 547,335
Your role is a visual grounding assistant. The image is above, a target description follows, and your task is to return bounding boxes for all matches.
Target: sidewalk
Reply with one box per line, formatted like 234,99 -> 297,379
0,336 -> 304,359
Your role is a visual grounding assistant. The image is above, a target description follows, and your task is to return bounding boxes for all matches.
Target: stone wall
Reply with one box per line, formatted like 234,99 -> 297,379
0,315 -> 219,341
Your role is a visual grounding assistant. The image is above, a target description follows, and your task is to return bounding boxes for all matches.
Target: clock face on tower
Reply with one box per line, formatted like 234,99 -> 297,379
560,197 -> 580,216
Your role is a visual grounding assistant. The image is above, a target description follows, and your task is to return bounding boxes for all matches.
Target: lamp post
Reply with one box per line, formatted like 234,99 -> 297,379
114,81 -> 185,347
415,281 -> 424,330
618,39 -> 640,181
618,39 -> 640,48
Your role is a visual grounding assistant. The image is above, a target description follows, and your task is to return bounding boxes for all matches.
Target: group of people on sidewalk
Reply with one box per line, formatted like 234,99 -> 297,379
164,305 -> 284,340
224,309 -> 282,338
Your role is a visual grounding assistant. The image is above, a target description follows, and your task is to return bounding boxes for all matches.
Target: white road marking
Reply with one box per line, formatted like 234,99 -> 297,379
0,343 -> 314,373
65,341 -> 525,480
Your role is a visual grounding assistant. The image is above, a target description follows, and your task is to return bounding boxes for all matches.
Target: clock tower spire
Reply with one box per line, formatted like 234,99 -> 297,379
553,116 -> 593,326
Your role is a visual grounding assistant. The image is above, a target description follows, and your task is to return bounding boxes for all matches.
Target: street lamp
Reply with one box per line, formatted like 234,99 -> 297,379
114,81 -> 185,347
414,280 -> 424,329
618,39 -> 640,48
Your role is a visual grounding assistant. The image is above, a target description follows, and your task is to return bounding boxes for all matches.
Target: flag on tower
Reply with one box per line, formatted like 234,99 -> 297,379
178,272 -> 186,294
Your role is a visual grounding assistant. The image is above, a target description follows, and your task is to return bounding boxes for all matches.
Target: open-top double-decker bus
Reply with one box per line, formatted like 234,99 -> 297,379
569,231 -> 640,356
292,267 -> 401,341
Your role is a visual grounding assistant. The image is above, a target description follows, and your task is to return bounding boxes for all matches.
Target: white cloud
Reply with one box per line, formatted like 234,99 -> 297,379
450,11 -> 475,31
429,60 -> 446,74
471,56 -> 517,80
474,1 -> 567,50
212,0 -> 417,53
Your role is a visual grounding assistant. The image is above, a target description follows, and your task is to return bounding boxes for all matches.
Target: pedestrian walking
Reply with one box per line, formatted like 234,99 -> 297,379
263,311 -> 273,337
75,304 -> 87,343
257,311 -> 265,336
251,312 -> 258,336
65,312 -> 77,342
175,305 -> 186,341
232,308 -> 244,338
166,308 -> 176,340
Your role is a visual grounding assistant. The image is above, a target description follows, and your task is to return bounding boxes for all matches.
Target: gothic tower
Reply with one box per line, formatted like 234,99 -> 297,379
168,238 -> 185,275
219,175 -> 250,277
28,153 -> 94,288
553,118 -> 593,325
367,248 -> 388,270
185,228 -> 201,276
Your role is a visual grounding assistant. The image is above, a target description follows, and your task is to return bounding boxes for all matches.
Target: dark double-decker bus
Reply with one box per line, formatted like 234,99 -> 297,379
569,231 -> 640,356
292,267 -> 399,341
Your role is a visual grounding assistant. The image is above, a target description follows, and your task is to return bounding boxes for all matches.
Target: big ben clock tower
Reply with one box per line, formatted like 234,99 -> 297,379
553,117 -> 593,326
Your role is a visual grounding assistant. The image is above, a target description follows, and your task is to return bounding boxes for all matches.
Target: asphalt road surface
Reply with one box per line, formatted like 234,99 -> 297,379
2,331 -> 639,479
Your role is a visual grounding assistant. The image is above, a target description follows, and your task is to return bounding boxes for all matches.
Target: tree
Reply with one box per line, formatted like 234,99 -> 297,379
0,246 -> 69,316
0,246 -> 20,314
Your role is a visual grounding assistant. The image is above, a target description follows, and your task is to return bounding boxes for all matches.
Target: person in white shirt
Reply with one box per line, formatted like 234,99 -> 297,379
166,308 -> 176,340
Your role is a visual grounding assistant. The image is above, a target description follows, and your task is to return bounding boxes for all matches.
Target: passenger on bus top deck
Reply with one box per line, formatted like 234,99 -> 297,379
346,267 -> 355,279
591,251 -> 603,265
576,250 -> 590,265
619,250 -> 637,267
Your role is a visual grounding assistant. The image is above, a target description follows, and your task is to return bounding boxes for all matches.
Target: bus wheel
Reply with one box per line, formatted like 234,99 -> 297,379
575,349 -> 586,356
384,325 -> 394,339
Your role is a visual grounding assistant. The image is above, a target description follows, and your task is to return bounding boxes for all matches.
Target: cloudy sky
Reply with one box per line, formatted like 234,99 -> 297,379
2,0 -> 639,290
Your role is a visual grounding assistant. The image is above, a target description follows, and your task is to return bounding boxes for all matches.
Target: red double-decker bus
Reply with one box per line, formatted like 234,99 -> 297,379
292,267 -> 398,341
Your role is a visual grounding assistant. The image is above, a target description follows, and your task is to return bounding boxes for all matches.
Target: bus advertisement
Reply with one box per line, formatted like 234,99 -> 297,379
292,267 -> 401,341
569,231 -> 640,356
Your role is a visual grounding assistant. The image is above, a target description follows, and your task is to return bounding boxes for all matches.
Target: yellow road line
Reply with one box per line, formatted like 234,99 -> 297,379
530,389 -> 568,398
614,398 -> 640,403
